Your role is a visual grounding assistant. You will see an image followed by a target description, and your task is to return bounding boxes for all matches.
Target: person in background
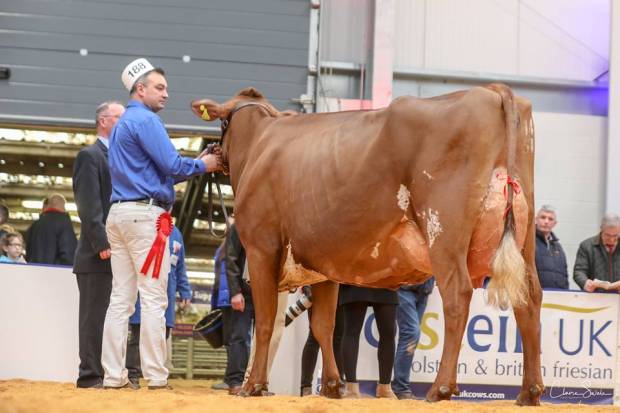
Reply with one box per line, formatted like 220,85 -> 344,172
574,213 -> 620,292
126,225 -> 192,387
340,285 -> 398,399
221,223 -> 254,395
0,232 -> 26,263
26,193 -> 77,265
391,277 -> 435,399
73,101 -> 125,389
0,204 -> 11,242
534,205 -> 569,289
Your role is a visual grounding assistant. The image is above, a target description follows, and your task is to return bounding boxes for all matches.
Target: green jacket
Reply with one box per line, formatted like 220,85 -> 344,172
573,234 -> 620,289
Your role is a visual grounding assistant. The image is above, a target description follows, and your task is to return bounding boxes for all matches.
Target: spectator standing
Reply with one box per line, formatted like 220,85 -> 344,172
72,101 -> 124,388
391,278 -> 434,399
339,285 -> 398,398
534,205 -> 569,289
574,213 -> 620,292
0,232 -> 26,263
222,223 -> 254,395
26,193 -> 77,265
101,57 -> 220,390
126,225 -> 192,387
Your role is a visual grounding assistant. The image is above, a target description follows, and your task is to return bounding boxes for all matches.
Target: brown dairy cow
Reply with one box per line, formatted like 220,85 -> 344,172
191,84 -> 544,405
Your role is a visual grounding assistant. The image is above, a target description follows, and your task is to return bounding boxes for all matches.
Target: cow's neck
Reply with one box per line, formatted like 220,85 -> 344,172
226,108 -> 274,191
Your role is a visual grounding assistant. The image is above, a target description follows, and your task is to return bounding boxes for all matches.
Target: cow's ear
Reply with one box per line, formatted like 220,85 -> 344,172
190,99 -> 227,122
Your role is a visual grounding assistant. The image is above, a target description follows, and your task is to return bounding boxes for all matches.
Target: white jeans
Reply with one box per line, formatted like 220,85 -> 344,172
101,202 -> 170,387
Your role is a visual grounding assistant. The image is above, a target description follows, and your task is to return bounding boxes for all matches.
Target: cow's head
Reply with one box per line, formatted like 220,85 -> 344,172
191,87 -> 281,122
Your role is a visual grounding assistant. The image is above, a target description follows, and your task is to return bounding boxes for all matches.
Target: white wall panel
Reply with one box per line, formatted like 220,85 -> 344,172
422,0 -> 519,73
393,0 -> 610,81
533,112 -> 607,288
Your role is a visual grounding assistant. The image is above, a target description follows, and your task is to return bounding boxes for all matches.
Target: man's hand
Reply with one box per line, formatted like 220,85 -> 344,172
584,279 -> 596,293
231,293 -> 245,312
201,153 -> 222,173
99,248 -> 111,260
179,298 -> 191,310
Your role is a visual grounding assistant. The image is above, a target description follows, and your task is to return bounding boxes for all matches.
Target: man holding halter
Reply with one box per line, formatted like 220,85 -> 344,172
101,58 -> 221,390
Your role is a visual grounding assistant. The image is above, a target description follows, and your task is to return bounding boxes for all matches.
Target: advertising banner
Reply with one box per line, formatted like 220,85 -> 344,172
354,288 -> 618,404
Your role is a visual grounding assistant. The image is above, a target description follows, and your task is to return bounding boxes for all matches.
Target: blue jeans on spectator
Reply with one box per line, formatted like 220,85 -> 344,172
392,285 -> 431,396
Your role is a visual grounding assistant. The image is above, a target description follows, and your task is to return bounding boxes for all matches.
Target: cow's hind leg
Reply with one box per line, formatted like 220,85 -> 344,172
241,248 -> 280,397
310,280 -> 342,398
513,234 -> 544,405
426,259 -> 473,402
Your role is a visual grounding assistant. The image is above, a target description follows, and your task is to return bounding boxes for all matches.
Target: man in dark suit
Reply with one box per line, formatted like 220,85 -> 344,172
72,101 -> 125,388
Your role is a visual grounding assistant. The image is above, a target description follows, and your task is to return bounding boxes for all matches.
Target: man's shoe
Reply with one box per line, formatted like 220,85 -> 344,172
77,382 -> 103,389
211,381 -> 229,391
104,381 -> 139,390
148,384 -> 173,390
228,385 -> 242,395
396,392 -> 414,400
128,377 -> 141,390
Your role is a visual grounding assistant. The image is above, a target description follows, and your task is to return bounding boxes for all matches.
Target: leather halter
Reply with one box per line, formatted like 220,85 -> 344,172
220,101 -> 271,148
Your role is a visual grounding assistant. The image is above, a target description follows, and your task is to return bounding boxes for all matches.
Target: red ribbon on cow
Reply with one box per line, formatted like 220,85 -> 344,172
140,212 -> 173,279
497,173 -> 522,219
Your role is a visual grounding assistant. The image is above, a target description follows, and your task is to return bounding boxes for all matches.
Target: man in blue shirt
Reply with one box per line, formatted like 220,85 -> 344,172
101,58 -> 221,390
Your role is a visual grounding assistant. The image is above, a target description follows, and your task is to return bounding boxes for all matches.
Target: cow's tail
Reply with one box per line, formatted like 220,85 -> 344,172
486,84 -> 528,311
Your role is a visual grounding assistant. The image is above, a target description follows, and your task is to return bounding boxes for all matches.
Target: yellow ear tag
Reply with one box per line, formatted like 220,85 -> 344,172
200,104 -> 210,120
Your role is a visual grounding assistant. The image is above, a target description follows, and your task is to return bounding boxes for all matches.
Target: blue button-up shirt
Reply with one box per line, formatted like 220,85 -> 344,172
108,100 -> 205,205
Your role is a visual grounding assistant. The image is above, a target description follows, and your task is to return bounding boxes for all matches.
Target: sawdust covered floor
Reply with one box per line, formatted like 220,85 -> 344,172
1,379 -> 619,413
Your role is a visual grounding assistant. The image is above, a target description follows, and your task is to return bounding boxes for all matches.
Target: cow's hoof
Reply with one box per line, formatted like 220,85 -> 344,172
425,385 -> 454,402
438,385 -> 452,398
515,384 -> 544,406
240,383 -> 272,397
319,379 -> 341,399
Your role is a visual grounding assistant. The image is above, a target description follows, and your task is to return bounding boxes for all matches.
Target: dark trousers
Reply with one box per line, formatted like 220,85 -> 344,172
342,302 -> 397,384
126,324 -> 172,380
222,294 -> 254,386
300,305 -> 345,389
76,272 -> 112,388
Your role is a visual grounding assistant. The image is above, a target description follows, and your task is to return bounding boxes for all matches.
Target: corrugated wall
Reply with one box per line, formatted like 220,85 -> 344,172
0,0 -> 310,131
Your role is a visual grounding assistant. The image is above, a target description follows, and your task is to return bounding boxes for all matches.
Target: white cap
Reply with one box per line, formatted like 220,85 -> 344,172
121,58 -> 155,91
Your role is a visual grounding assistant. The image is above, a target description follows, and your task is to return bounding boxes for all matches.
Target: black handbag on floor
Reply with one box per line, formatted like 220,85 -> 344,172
194,308 -> 224,348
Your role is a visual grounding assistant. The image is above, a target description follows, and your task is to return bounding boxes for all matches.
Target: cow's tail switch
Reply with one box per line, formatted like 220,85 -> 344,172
486,84 -> 528,310
488,230 -> 527,310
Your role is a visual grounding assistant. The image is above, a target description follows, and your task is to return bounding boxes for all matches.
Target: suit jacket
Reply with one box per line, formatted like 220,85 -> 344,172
26,210 -> 77,265
72,139 -> 112,274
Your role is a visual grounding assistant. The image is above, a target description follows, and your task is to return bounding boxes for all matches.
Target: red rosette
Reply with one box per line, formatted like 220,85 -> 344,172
140,212 -> 173,279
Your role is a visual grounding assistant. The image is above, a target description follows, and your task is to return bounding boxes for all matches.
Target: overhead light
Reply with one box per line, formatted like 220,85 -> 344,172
0,67 -> 9,80
22,200 -> 43,209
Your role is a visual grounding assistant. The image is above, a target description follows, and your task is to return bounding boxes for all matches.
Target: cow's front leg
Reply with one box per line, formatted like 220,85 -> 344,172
426,260 -> 472,402
513,266 -> 544,406
309,280 -> 342,399
241,248 -> 280,397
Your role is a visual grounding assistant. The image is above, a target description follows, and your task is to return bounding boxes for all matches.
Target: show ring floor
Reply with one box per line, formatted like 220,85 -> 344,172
1,379 -> 619,413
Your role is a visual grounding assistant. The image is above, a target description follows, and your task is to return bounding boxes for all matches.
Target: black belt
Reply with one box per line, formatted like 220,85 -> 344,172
116,198 -> 172,210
